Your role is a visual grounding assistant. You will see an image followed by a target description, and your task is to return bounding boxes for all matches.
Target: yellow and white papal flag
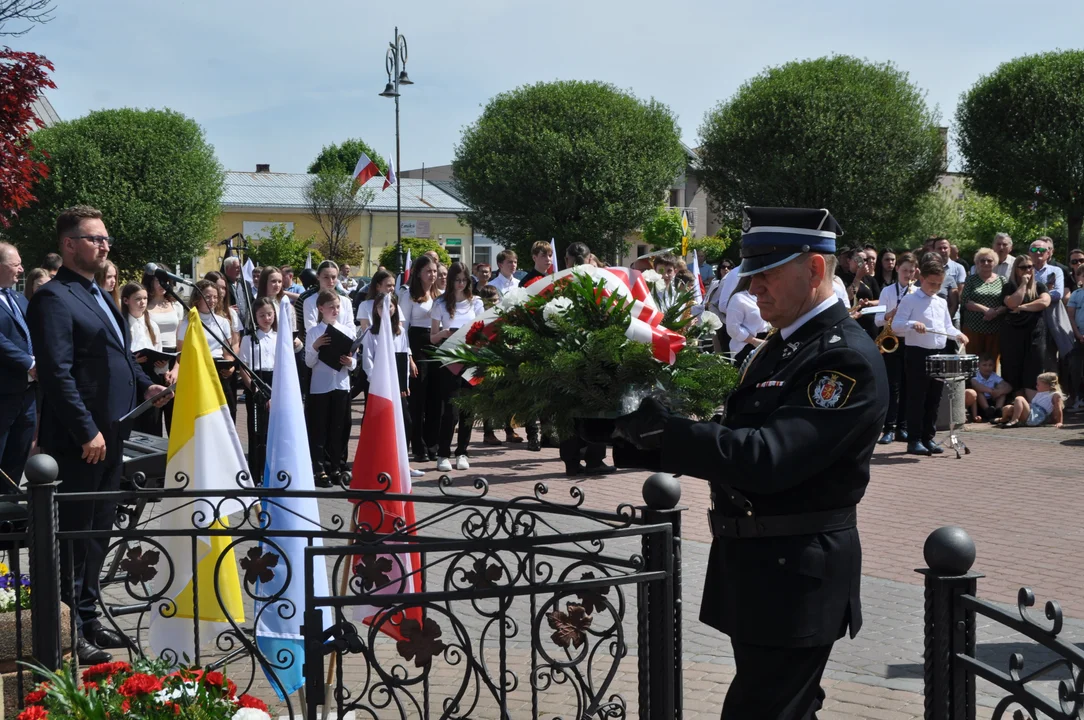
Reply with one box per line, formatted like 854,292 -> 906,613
149,307 -> 253,661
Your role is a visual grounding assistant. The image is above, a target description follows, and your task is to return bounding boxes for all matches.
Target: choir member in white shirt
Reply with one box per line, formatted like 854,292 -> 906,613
872,251 -> 917,444
891,255 -> 968,456
356,269 -> 398,334
399,255 -> 442,463
121,282 -> 167,436
430,262 -> 485,473
178,279 -> 238,418
238,297 -> 277,484
302,261 -> 354,332
487,250 -> 520,295
305,290 -> 357,486
725,279 -> 771,367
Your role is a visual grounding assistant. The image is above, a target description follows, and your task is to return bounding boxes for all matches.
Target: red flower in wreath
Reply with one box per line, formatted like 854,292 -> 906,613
118,673 -> 162,697
237,694 -> 269,712
23,685 -> 48,705
16,705 -> 48,720
82,661 -> 130,683
83,681 -> 98,693
202,670 -> 237,698
465,321 -> 486,345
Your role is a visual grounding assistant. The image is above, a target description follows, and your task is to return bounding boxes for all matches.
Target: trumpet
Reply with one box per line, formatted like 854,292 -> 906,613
876,324 -> 899,354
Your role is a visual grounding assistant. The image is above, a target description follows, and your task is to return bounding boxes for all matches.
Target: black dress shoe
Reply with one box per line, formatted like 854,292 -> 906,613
907,441 -> 931,456
76,638 -> 112,664
897,429 -> 909,442
564,465 -> 584,477
924,440 -> 944,455
580,463 -> 616,477
314,473 -> 332,489
83,624 -> 133,650
877,431 -> 895,445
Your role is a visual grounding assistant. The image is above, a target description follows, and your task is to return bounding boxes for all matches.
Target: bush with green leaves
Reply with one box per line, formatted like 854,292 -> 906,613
957,50 -> 1084,249
435,270 -> 736,440
377,237 -> 451,273
642,205 -> 685,250
7,108 -> 224,273
308,138 -> 388,176
246,223 -> 321,270
453,80 -> 686,262
698,56 -> 943,244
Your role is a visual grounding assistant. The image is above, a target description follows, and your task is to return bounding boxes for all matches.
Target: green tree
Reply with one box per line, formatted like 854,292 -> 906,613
7,108 -> 224,273
246,223 -> 321,270
308,138 -> 388,176
453,80 -> 686,261
304,170 -> 372,264
956,50 -> 1084,252
698,56 -> 943,243
689,233 -> 733,264
641,205 -> 684,250
377,237 -> 451,274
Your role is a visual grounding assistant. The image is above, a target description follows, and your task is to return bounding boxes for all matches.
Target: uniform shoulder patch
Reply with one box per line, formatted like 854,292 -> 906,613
808,370 -> 856,409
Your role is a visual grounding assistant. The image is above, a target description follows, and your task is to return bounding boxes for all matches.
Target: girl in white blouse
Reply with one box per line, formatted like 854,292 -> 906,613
142,270 -> 185,433
305,290 -> 357,486
356,269 -> 397,333
724,277 -> 770,367
399,255 -> 440,465
430,262 -> 485,472
122,282 -> 168,436
239,296 -> 277,484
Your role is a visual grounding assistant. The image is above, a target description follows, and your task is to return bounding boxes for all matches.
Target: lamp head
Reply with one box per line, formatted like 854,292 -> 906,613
398,70 -> 413,85
380,82 -> 399,98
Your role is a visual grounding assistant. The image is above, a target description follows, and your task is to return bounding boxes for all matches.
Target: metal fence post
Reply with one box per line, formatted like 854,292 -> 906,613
916,526 -> 982,720
640,473 -> 684,720
25,454 -> 62,672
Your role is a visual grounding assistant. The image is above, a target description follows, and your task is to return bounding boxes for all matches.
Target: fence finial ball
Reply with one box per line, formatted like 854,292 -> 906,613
23,453 -> 58,486
642,473 -> 681,509
923,526 -> 976,575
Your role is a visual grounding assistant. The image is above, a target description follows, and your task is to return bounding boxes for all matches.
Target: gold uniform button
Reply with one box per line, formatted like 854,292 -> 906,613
778,558 -> 786,565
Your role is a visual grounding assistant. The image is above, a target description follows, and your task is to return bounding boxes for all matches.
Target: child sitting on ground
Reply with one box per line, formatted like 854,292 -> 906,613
994,371 -> 1065,429
964,354 -> 1012,422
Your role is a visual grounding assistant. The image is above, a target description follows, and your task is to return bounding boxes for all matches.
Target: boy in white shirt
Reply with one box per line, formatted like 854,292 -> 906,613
305,290 -> 357,486
487,250 -> 520,295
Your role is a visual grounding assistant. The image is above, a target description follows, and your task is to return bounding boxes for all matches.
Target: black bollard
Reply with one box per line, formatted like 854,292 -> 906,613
26,454 -> 62,672
640,472 -> 683,719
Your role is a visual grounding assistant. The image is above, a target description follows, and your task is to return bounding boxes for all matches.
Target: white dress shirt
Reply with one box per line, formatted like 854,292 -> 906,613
832,276 -> 849,307
725,291 -> 770,356
305,320 -> 356,393
874,282 -> 915,327
361,327 -> 411,379
397,287 -> 435,330
431,297 -> 485,331
781,295 -> 839,341
127,314 -> 162,353
714,270 -> 741,316
147,302 -> 184,348
239,328 -> 277,372
303,292 -> 354,331
488,273 -> 520,295
178,312 -> 233,358
891,289 -> 955,350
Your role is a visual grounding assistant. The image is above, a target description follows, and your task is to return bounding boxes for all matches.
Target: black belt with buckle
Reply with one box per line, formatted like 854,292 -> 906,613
707,505 -> 857,539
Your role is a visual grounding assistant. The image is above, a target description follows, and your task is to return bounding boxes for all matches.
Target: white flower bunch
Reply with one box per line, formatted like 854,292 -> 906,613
542,297 -> 573,327
499,286 -> 529,310
641,269 -> 666,292
700,311 -> 723,333
232,708 -> 271,720
0,588 -> 16,612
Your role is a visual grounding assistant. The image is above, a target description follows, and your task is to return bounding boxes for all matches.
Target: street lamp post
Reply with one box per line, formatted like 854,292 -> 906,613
380,27 -> 413,275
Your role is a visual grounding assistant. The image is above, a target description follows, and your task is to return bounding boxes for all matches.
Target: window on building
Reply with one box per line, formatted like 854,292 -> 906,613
242,221 -> 294,239
668,189 -> 680,208
473,246 -> 492,267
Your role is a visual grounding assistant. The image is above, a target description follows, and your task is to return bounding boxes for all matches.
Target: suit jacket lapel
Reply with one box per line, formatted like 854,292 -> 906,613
0,291 -> 29,340
67,280 -> 126,351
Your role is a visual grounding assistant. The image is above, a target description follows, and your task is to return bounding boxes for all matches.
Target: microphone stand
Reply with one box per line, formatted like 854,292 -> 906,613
236,237 -> 267,485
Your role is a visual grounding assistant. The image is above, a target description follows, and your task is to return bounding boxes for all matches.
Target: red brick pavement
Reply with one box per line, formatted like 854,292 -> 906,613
337,403 -> 1084,617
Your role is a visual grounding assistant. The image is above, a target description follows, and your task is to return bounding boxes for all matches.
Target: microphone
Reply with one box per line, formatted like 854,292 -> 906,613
146,263 -> 190,286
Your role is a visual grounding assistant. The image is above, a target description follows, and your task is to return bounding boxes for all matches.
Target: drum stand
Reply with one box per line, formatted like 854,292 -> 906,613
944,373 -> 971,460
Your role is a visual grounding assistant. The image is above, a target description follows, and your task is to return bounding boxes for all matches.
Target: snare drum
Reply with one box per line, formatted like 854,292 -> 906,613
925,354 -> 979,379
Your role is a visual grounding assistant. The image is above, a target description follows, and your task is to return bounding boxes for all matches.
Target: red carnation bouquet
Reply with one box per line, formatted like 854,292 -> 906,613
19,659 -> 271,720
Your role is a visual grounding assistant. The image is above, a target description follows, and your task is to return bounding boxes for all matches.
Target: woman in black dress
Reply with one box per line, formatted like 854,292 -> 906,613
999,255 -> 1052,400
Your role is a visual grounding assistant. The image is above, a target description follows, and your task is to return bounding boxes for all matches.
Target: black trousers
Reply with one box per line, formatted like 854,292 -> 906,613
245,370 -> 273,485
558,436 -> 605,473
54,447 -> 123,632
722,641 -> 833,719
882,347 -> 907,432
436,366 -> 473,458
407,328 -> 440,457
306,390 -> 349,475
0,387 -> 35,490
904,346 -> 944,443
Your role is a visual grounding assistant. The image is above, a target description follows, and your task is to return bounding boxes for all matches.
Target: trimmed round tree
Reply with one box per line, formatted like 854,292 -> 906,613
452,80 -> 686,262
698,56 -> 943,243
957,50 -> 1084,250
308,138 -> 388,176
8,108 -> 224,273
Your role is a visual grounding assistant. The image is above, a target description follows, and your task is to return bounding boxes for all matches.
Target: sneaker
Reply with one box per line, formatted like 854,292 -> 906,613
436,457 -> 453,472
409,468 -> 425,478
455,455 -> 470,470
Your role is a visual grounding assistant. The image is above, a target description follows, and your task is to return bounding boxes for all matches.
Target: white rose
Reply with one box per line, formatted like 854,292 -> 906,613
700,311 -> 723,333
499,287 -> 529,310
231,709 -> 271,720
542,297 -> 573,327
641,269 -> 662,284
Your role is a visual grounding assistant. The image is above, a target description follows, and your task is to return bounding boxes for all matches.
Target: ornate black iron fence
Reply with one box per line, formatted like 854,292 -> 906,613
14,454 -> 683,720
920,526 -> 1083,720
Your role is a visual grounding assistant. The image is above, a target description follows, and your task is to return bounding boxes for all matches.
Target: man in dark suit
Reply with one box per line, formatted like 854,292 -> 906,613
28,205 -> 172,664
614,208 -> 888,719
0,243 -> 36,490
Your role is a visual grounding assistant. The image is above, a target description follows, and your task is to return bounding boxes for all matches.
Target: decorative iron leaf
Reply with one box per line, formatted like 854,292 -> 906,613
576,572 -> 611,616
239,546 -> 279,585
119,547 -> 160,583
546,603 -> 592,649
354,554 -> 393,592
396,617 -> 446,668
464,557 -> 502,590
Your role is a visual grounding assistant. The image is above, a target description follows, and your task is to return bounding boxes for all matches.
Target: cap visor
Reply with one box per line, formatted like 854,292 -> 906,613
737,252 -> 802,277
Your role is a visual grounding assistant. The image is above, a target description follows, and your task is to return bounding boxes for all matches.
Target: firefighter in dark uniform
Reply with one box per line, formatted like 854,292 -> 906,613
614,207 -> 888,719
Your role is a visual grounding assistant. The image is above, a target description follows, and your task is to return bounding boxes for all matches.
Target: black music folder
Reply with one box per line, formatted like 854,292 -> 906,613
134,348 -> 178,370
317,325 -> 363,371
395,351 -> 409,391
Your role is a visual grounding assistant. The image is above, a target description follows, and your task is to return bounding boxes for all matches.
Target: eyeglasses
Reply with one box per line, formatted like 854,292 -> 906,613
1029,246 -> 1049,254
70,235 -> 113,247
1071,258 -> 1084,265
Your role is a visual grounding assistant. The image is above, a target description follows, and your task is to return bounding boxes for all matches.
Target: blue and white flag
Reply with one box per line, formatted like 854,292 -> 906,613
254,297 -> 331,699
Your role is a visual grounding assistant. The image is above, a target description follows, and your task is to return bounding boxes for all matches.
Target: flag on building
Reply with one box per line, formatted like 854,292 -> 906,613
549,238 -> 558,274
252,297 -> 331,699
382,157 -> 397,191
149,308 -> 253,661
353,153 -> 381,186
348,294 -> 422,641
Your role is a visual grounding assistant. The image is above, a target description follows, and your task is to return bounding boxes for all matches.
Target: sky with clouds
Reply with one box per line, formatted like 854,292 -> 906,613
9,0 -> 1082,174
